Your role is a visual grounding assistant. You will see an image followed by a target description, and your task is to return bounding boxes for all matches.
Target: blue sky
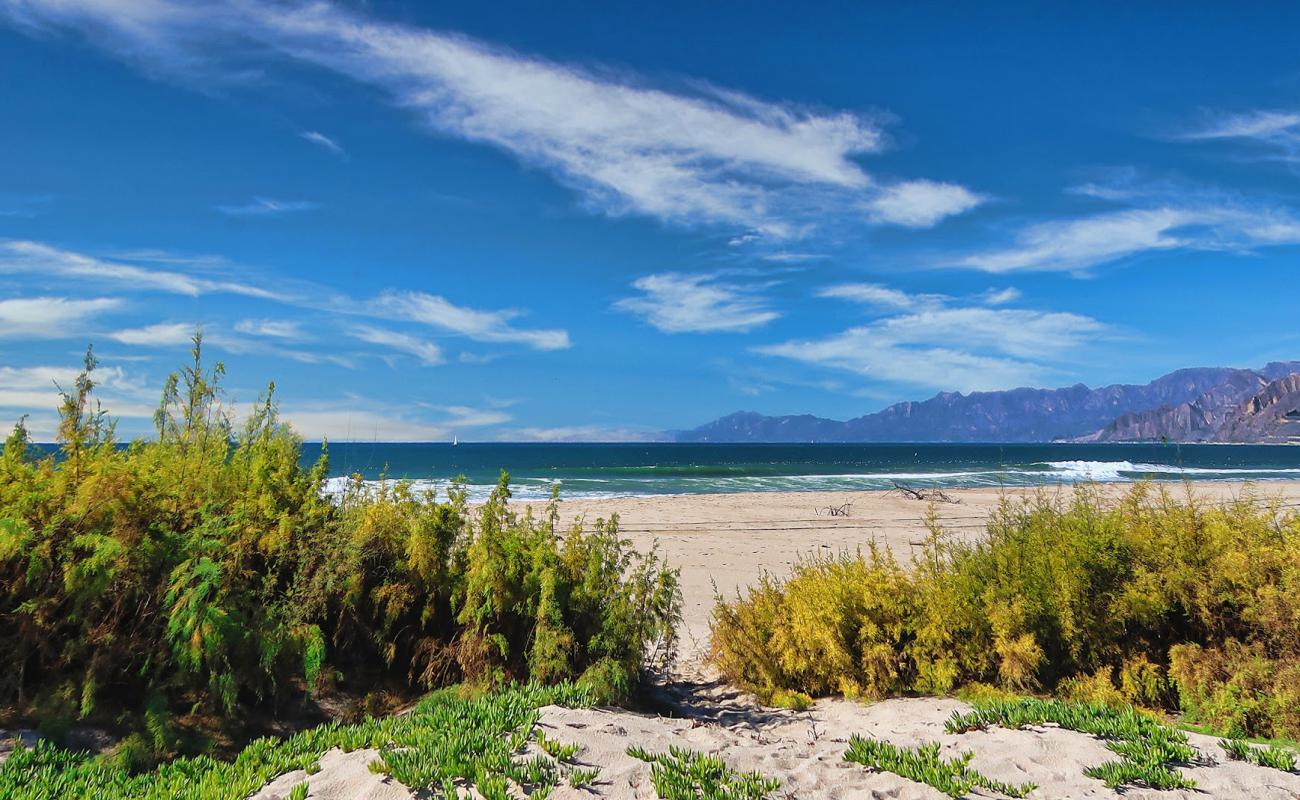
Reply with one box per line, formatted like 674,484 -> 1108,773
3,1 -> 1300,441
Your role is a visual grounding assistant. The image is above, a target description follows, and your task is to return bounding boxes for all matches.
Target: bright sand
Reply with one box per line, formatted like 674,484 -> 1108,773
244,480 -> 1300,798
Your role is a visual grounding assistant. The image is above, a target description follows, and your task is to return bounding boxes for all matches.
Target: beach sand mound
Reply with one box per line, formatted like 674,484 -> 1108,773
248,678 -> 1300,800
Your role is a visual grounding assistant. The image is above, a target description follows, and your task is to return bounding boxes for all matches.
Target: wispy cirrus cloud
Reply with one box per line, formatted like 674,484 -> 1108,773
0,296 -> 121,339
216,197 -> 319,216
106,320 -> 353,367
0,240 -> 282,299
955,200 -> 1300,274
281,399 -> 510,441
3,239 -> 572,366
817,283 -> 947,311
816,282 -> 1020,312
980,287 -> 1022,306
375,291 -> 570,351
758,284 -> 1105,392
0,0 -> 981,238
348,325 -> 444,366
615,272 -> 779,334
299,130 -> 344,156
107,321 -> 193,346
234,318 -> 303,339
1180,109 -> 1300,162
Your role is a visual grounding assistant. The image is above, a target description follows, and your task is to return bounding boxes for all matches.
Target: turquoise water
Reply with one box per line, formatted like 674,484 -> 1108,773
309,443 -> 1300,502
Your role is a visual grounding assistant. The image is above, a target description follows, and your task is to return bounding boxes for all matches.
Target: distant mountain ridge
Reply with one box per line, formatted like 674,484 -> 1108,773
676,361 -> 1300,443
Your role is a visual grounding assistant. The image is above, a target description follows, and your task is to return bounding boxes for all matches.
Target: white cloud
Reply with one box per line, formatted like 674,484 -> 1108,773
499,425 -> 662,442
216,197 -> 318,216
234,318 -> 303,339
0,296 -> 120,338
300,130 -> 344,155
866,180 -> 984,227
349,325 -> 444,366
281,408 -> 450,441
615,273 -> 779,334
3,240 -> 570,365
760,283 -> 1107,392
817,283 -> 946,311
375,291 -> 570,351
0,364 -> 89,411
0,363 -> 159,438
1181,109 -> 1300,162
281,400 -> 510,441
758,306 -> 1106,392
958,208 -> 1195,273
0,240 -> 280,299
980,287 -> 1022,306
959,201 -> 1300,274
0,1 -> 983,237
437,405 -> 512,428
108,321 -> 193,346
1186,110 -> 1300,141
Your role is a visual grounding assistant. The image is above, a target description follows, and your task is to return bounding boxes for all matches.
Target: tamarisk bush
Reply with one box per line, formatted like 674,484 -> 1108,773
711,484 -> 1300,739
0,338 -> 680,754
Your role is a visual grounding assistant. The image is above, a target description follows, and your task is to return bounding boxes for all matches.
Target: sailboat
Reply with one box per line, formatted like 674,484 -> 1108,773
452,435 -> 459,446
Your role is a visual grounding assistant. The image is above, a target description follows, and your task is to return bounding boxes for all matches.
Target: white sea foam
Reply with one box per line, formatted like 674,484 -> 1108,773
1043,460 -> 1300,481
320,461 -> 1300,503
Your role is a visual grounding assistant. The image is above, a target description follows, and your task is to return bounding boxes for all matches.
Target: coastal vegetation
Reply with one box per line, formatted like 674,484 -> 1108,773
947,697 -> 1197,790
626,745 -> 782,799
711,484 -> 1300,741
0,341 -> 680,762
0,682 -> 595,800
1220,736 -> 1297,771
842,736 -> 1034,798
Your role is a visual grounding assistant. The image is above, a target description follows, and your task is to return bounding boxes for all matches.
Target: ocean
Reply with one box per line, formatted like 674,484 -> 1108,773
310,442 -> 1300,503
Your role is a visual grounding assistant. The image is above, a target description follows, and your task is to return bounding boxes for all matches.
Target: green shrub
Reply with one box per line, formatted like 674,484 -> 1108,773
0,340 -> 680,754
843,736 -> 1034,798
711,484 -> 1300,738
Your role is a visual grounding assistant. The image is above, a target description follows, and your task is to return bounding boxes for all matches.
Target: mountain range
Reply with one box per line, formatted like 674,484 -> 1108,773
676,362 -> 1300,443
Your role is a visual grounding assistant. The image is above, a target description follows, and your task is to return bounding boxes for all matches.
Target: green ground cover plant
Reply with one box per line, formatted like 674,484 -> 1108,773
711,484 -> 1300,739
843,736 -> 1034,798
0,682 -> 592,800
627,744 -> 781,799
1220,737 -> 1297,771
947,697 -> 1196,790
0,340 -> 680,757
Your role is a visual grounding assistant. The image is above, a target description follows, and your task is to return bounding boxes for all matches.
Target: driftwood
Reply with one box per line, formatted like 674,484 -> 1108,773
891,481 -> 961,504
814,502 -> 853,517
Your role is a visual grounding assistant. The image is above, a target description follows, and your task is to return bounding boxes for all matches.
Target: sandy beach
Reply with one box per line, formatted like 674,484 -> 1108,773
523,481 -> 1300,666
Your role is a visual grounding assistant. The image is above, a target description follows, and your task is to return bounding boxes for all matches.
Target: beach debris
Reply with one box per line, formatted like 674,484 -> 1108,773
891,482 -> 961,504
814,502 -> 853,517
